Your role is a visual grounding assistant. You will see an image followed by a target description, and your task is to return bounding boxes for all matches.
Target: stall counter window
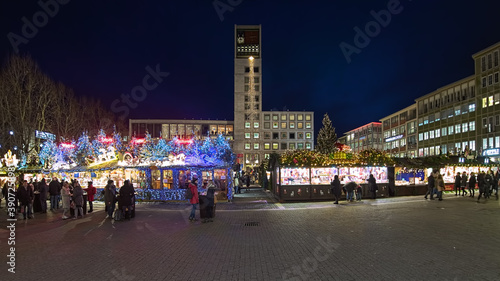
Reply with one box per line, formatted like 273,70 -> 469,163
280,167 -> 310,185
311,167 -> 338,185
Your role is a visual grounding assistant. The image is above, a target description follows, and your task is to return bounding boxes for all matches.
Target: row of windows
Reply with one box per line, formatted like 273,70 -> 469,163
244,104 -> 259,110
244,131 -> 312,140
346,126 -> 382,141
481,94 -> 500,108
347,138 -> 383,148
244,142 -> 312,150
418,104 -> 476,126
383,121 -> 417,138
244,77 -> 260,84
481,51 -> 499,72
418,141 -> 476,157
244,122 -> 312,130
418,122 -> 476,141
244,85 -> 260,92
481,72 -> 500,87
384,138 -> 407,150
244,66 -> 259,73
418,85 -> 475,114
263,114 -> 312,121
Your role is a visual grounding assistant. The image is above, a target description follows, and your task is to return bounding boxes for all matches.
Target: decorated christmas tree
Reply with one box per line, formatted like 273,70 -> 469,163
76,131 -> 94,165
317,113 -> 337,155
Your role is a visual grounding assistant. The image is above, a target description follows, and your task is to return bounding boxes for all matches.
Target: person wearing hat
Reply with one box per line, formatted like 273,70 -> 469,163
188,178 -> 199,221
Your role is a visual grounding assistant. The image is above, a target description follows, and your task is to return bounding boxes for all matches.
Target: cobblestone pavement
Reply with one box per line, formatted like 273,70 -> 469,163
1,189 -> 500,281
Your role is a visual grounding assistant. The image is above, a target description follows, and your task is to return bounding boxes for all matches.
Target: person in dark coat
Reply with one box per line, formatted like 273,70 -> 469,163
204,181 -> 216,223
468,172 -> 476,197
39,178 -> 48,213
104,180 -> 117,219
344,181 -> 356,202
368,174 -> 377,199
460,172 -> 468,196
454,172 -> 461,196
478,171 -> 490,202
330,175 -> 341,204
492,171 -> 499,200
119,180 -> 135,220
48,177 -> 60,210
425,172 -> 435,200
2,182 -> 8,208
245,173 -> 251,191
72,181 -> 84,219
85,181 -> 97,213
17,180 -> 34,219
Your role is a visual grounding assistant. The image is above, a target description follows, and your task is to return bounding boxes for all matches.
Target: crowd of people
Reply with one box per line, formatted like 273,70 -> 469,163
2,177 -> 136,221
425,169 -> 499,202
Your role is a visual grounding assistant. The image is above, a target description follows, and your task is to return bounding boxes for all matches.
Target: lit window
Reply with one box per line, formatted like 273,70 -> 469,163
430,131 -> 434,139
306,133 -> 312,139
264,122 -> 270,129
305,114 -> 311,121
297,143 -> 304,149
281,115 -> 287,121
462,123 -> 468,133
297,123 -> 303,129
297,115 -> 303,121
469,103 -> 476,112
272,143 -> 278,150
305,143 -> 311,149
254,143 -> 259,150
264,143 -> 270,150
419,133 -> 423,141
254,122 -> 259,128
245,133 -> 250,139
245,122 -> 251,128
489,95 -> 494,106
306,123 -> 311,129
281,122 -> 287,129
264,114 -> 270,121
290,123 -> 295,129
272,115 -> 278,121
273,122 -> 278,129
245,143 -> 250,150
469,121 -> 475,131
253,133 -> 259,139
455,124 -> 461,134
448,126 -> 454,135
435,129 -> 440,138
424,132 -> 428,140
289,115 -> 295,121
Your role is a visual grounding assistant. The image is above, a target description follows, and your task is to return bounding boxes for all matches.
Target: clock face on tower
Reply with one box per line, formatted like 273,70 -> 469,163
237,36 -> 244,44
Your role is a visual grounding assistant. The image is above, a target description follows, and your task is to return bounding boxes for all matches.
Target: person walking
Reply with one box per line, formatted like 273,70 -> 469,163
461,172 -> 468,196
85,181 -> 96,213
188,178 -> 199,221
72,182 -> 84,219
245,173 -> 251,192
488,171 -> 498,199
368,174 -> 377,199
104,180 -> 117,219
330,175 -> 341,204
61,182 -> 71,220
18,180 -> 34,219
48,177 -> 60,210
468,172 -> 476,198
436,173 -> 445,201
454,172 -> 461,196
234,174 -> 240,195
425,172 -> 435,200
492,171 -> 499,200
119,180 -> 135,220
39,178 -> 48,213
477,171 -> 489,203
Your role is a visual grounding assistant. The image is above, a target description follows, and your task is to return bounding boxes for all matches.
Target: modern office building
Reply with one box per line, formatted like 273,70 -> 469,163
415,76 -> 477,157
380,105 -> 418,158
129,119 -> 234,140
233,25 -> 314,169
343,122 -> 383,154
473,42 -> 500,158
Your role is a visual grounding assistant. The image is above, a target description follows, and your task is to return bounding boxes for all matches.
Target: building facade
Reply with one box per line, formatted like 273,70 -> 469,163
233,25 -> 314,169
343,122 -> 383,154
129,119 -> 234,140
380,105 -> 417,158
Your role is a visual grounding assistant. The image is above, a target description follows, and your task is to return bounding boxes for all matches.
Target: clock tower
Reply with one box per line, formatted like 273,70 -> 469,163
234,25 -> 262,170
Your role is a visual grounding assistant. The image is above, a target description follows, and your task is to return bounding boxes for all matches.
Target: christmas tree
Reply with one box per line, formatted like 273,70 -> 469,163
317,113 -> 337,155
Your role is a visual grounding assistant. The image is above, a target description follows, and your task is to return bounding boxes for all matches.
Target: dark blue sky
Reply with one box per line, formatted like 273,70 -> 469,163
2,0 -> 500,137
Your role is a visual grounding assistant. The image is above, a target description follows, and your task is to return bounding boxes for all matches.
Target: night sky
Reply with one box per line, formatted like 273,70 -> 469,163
2,0 -> 500,137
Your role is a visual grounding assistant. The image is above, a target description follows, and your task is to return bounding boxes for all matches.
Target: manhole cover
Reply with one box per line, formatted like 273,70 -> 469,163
244,222 -> 260,226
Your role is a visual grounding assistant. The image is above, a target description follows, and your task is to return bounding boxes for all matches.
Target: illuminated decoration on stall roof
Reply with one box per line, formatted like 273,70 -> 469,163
132,138 -> 145,144
175,139 -> 193,145
3,150 -> 19,167
99,137 -> 114,144
60,143 -> 76,149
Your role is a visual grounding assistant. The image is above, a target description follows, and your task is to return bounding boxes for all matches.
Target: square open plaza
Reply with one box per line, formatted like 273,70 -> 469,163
2,20 -> 500,280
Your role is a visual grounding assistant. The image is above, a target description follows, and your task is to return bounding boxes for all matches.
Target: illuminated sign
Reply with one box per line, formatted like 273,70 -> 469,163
35,130 -> 56,141
175,139 -> 193,145
482,148 -> 500,156
385,135 -> 403,142
60,143 -> 76,149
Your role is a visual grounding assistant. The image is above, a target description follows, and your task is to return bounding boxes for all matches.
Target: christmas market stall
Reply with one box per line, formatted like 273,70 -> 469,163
270,149 -> 392,202
37,130 -> 235,202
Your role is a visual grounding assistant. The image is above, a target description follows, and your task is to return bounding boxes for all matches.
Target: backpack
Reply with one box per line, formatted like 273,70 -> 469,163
185,186 -> 193,199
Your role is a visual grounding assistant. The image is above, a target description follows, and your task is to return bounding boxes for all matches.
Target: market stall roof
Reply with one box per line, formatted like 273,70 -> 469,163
49,162 -> 231,173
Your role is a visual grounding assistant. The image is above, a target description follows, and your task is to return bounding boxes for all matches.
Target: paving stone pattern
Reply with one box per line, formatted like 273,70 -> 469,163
1,188 -> 499,281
